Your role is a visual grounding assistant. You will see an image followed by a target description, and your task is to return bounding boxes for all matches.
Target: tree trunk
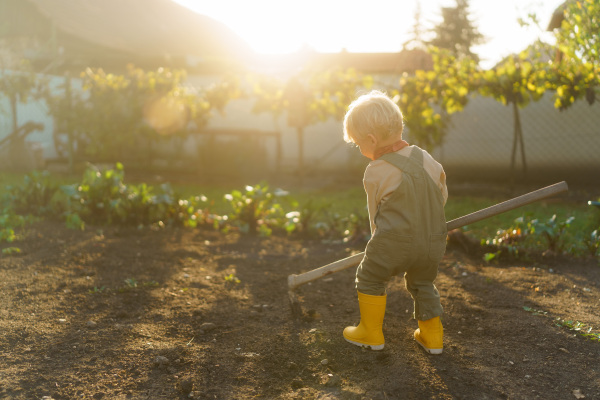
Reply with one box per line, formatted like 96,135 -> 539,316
297,126 -> 304,185
7,95 -> 28,171
510,102 -> 527,188
65,75 -> 75,174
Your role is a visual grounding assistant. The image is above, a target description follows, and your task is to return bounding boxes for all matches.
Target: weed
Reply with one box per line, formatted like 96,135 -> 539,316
124,278 -> 138,288
555,319 -> 600,342
89,286 -> 107,294
2,247 -> 21,255
0,208 -> 34,244
523,306 -> 600,342
483,251 -> 501,263
583,230 -> 600,258
224,273 -> 241,284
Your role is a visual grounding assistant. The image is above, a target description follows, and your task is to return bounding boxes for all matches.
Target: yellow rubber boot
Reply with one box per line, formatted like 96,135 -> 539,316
414,316 -> 443,354
343,291 -> 386,350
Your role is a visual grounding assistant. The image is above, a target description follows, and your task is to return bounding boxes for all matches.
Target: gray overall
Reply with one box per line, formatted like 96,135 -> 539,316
356,147 -> 447,321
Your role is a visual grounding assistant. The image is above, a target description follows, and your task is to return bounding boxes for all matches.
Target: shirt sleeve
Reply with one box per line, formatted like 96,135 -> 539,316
363,161 -> 403,234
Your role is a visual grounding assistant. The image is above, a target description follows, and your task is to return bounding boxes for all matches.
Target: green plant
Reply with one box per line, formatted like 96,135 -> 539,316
60,162 -> 211,228
483,251 -> 501,263
0,208 -> 33,244
89,286 -> 107,294
124,278 -> 138,288
481,216 -> 534,259
395,48 -> 478,151
523,306 -> 600,342
584,230 -> 600,258
224,273 -> 240,284
555,319 -> 600,342
3,171 -> 58,216
65,212 -> 85,231
223,183 -> 296,236
2,247 -> 21,255
530,214 -> 575,252
0,226 -> 16,243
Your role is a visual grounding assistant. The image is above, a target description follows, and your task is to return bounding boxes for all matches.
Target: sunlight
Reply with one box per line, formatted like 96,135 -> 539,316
172,0 -> 564,68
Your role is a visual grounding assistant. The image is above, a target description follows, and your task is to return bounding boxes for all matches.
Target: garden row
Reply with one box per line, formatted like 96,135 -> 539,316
1,164 -> 599,263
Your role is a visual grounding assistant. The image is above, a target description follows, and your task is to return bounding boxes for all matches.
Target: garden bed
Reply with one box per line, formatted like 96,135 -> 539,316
1,220 -> 599,399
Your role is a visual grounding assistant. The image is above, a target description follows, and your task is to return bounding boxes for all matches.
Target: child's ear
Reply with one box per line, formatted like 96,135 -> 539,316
367,134 -> 378,146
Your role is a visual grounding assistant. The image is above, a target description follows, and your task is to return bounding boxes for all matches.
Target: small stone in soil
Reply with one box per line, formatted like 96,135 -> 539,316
179,378 -> 194,394
325,374 -> 341,387
291,378 -> 303,389
154,356 -> 170,367
199,322 -> 216,332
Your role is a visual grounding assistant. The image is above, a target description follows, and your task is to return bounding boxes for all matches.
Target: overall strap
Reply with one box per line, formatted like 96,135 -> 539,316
379,147 -> 423,175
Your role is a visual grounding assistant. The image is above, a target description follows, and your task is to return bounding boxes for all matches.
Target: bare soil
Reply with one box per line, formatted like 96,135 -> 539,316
1,220 -> 599,400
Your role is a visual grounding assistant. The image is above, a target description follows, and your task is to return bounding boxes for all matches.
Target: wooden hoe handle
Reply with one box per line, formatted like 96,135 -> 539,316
288,181 -> 568,291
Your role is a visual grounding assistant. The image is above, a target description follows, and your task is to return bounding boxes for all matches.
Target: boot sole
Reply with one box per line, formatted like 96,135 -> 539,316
344,337 -> 384,351
414,337 -> 443,354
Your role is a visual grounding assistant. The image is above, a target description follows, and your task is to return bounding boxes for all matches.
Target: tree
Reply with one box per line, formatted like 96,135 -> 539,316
428,0 -> 485,62
549,0 -> 600,109
251,68 -> 371,182
0,59 -> 45,170
403,3 -> 427,51
45,65 -> 240,165
555,0 -> 600,66
390,48 -> 477,152
476,51 -> 547,184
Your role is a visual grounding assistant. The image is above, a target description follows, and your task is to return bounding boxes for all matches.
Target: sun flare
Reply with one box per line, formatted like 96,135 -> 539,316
173,0 -> 565,67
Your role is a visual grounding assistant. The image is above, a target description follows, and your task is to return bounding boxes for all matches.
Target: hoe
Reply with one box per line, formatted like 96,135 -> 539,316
288,181 -> 568,316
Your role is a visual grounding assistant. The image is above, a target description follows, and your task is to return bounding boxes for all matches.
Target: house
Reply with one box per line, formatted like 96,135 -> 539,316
0,0 -> 252,74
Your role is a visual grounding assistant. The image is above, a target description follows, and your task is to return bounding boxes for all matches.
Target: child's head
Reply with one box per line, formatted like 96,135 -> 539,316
343,90 -> 404,145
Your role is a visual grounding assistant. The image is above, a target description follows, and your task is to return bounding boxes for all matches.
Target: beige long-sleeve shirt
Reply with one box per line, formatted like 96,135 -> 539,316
364,145 -> 448,234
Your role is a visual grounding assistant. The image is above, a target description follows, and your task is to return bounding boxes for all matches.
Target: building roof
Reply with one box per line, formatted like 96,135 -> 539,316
24,0 -> 251,62
2,0 -> 432,75
248,48 -> 433,75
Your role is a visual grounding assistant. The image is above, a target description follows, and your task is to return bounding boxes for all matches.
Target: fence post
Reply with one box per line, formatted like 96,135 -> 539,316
64,73 -> 75,174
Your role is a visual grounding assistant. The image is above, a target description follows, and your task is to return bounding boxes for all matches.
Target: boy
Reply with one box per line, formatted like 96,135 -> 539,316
342,90 -> 448,354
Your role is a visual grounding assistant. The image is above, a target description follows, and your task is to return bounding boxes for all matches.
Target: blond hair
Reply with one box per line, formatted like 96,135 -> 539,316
343,90 -> 403,143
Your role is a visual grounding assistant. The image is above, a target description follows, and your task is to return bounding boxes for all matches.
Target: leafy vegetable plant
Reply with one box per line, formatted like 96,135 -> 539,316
530,214 -> 575,253
3,171 -> 57,216
60,163 -> 211,228
223,183 -> 297,236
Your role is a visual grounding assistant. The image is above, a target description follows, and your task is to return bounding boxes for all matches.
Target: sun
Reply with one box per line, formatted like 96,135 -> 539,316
171,0 -> 408,55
